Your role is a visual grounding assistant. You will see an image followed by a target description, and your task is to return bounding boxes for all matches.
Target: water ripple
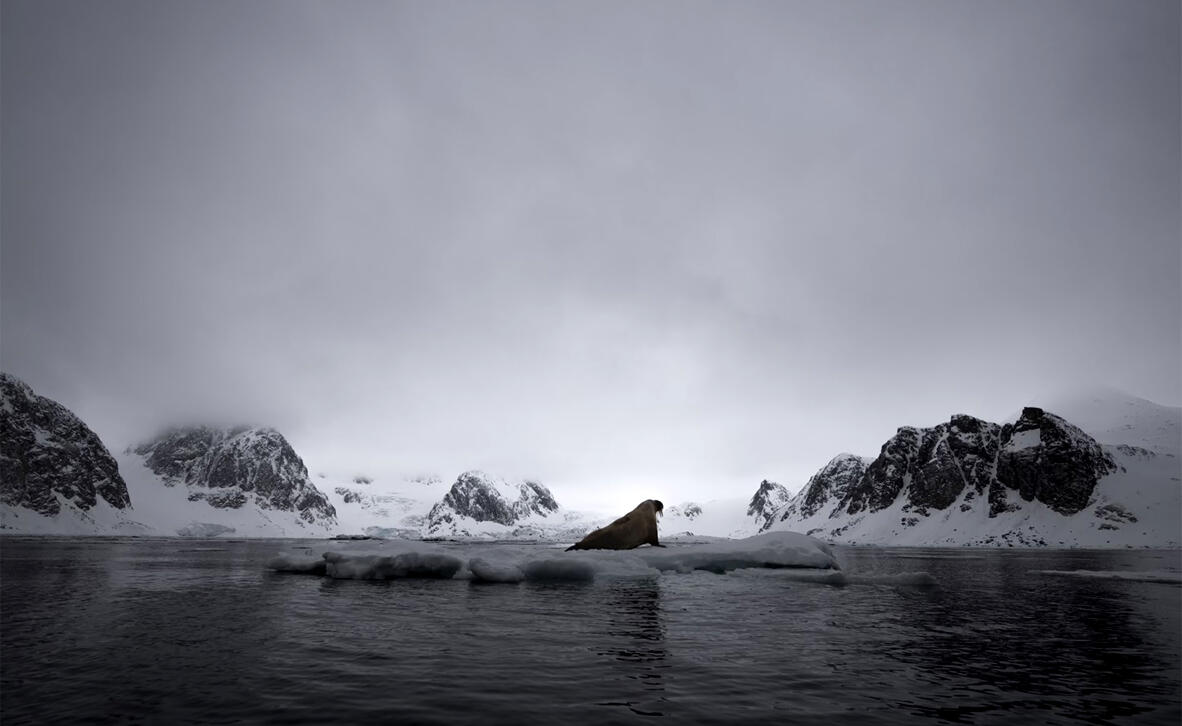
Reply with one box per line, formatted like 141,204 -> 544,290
1,539 -> 1179,725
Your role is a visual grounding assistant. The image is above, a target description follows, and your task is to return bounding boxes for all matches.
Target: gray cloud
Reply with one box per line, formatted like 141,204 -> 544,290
3,0 -> 1178,510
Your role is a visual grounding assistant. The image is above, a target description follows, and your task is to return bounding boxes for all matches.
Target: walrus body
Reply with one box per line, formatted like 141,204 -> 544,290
566,499 -> 664,551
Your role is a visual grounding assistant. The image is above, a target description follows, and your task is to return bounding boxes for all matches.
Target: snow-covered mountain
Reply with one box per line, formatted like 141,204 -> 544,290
322,469 -> 606,541
120,426 -> 338,537
746,481 -> 792,532
424,471 -> 590,540
0,375 -> 338,537
7,372 -> 1173,547
763,395 -> 1180,547
322,472 -> 438,538
0,373 -> 145,534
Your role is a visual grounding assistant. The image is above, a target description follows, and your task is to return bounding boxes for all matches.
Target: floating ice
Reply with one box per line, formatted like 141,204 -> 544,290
631,531 -> 838,573
466,557 -> 603,583
324,551 -> 462,580
270,539 -> 465,580
177,523 -> 236,538
268,553 -> 327,576
468,558 -> 526,583
268,531 -> 839,583
1031,569 -> 1182,584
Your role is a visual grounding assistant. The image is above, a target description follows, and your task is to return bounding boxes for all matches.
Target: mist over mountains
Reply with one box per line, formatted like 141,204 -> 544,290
1,372 -> 1176,547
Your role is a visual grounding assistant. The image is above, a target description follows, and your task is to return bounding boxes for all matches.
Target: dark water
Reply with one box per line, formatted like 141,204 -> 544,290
2,538 -> 1179,725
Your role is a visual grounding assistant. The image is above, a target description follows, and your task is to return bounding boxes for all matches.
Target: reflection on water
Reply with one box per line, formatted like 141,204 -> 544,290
1,539 -> 1179,725
889,577 -> 1171,722
595,581 -> 668,717
832,548 -> 1182,725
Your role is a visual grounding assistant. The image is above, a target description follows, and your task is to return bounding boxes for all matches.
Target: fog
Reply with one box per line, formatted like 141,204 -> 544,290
3,0 -> 1178,510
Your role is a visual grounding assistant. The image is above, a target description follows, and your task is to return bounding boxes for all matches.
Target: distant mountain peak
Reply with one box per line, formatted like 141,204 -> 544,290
424,471 -> 561,537
746,480 -> 790,531
760,401 -> 1171,547
132,425 -> 337,526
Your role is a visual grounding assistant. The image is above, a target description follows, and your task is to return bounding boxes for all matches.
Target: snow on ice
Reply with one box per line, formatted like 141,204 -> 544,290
268,531 -> 841,583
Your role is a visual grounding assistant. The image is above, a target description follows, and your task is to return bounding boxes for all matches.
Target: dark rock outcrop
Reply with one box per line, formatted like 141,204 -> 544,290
771,407 -> 1118,532
517,480 -> 560,518
0,373 -> 130,516
132,426 -> 336,525
425,471 -> 560,535
747,480 -> 790,531
837,409 -> 1114,518
430,471 -> 516,526
796,454 -> 869,520
335,487 -> 364,504
844,426 -> 924,516
839,418 -> 997,517
995,407 -> 1116,515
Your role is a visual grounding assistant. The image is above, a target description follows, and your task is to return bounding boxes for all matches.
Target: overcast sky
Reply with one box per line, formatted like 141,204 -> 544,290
3,0 -> 1179,511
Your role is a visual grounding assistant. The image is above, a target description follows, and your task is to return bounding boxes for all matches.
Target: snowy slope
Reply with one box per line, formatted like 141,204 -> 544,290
322,469 -> 609,541
660,498 -> 759,538
1039,387 -> 1181,453
320,471 -> 441,538
424,471 -> 600,540
0,495 -> 153,536
114,451 -> 336,538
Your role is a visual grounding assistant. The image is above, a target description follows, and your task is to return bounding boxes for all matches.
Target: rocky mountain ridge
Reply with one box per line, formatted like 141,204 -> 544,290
763,403 -> 1178,547
131,426 -> 337,527
6,373 -> 1175,546
745,480 -> 790,532
0,373 -> 131,517
424,471 -> 563,537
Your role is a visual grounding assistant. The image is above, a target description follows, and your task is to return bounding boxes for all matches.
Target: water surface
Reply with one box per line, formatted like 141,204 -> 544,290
2,538 -> 1178,724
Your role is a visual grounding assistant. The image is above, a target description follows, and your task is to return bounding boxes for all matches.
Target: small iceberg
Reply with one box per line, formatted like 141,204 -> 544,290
270,542 -> 463,580
177,523 -> 236,538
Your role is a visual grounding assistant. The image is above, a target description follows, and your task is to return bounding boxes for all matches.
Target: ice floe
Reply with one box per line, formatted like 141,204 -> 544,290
177,523 -> 236,538
268,531 -> 839,583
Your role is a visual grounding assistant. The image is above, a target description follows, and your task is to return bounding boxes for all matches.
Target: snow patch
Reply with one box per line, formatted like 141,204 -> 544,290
1007,428 -> 1041,450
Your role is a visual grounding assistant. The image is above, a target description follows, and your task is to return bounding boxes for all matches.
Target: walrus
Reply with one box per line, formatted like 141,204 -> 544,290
566,499 -> 665,551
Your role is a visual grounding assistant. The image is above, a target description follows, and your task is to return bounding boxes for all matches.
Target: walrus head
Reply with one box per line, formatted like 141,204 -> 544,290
652,499 -> 663,517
